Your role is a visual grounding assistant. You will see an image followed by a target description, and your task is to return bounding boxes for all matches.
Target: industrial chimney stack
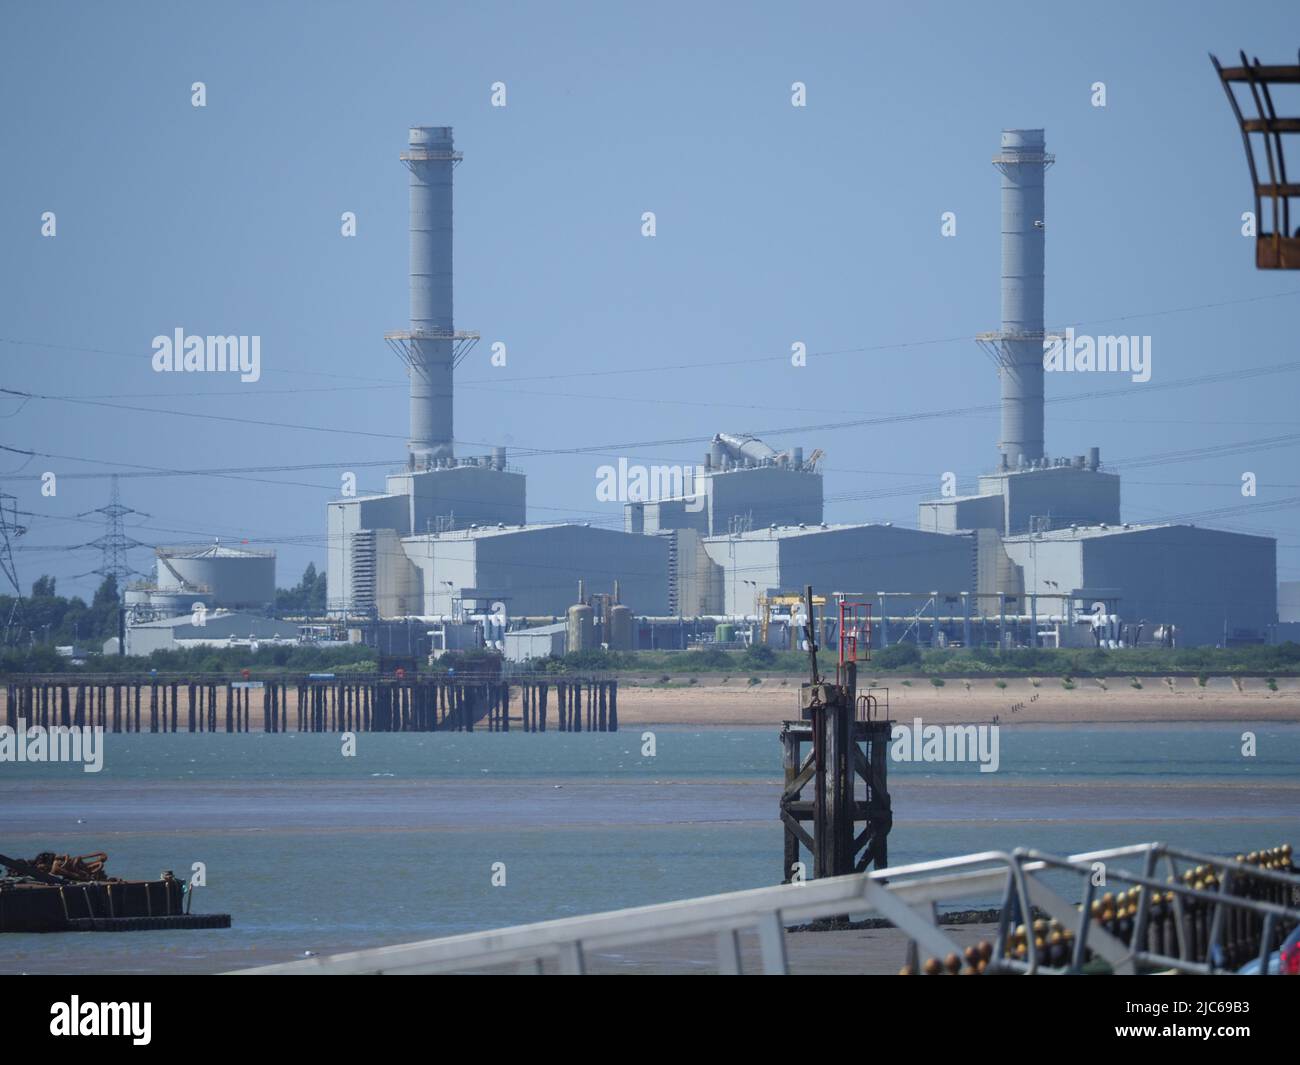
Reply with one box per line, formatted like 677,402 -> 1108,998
979,129 -> 1053,467
385,126 -> 477,466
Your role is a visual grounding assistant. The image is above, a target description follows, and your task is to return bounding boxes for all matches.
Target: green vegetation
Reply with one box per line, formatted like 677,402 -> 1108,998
1062,676 -> 1076,690
994,679 -> 1008,689
274,563 -> 327,614
0,640 -> 377,677
426,648 -> 503,677
0,574 -> 124,650
1131,677 -> 1143,690
1267,677 -> 1279,692
874,643 -> 922,670
930,676 -> 945,687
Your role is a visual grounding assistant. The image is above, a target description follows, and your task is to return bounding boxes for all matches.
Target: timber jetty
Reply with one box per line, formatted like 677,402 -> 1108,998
2,674 -> 618,734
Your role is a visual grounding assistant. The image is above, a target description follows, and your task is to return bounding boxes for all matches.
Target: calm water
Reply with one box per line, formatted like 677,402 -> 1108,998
2,724 -> 1297,973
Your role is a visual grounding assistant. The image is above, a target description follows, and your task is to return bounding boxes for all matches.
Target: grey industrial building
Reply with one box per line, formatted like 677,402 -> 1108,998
401,524 -> 670,618
919,454 -> 1120,538
323,123 -> 1279,650
1002,524 -> 1276,648
326,127 -> 674,627
503,622 -> 568,663
124,611 -> 300,656
701,524 -> 973,619
905,128 -> 1278,647
327,462 -> 526,616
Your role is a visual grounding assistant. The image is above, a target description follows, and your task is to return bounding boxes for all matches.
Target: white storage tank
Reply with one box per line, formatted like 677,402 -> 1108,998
148,589 -> 214,616
155,543 -> 276,609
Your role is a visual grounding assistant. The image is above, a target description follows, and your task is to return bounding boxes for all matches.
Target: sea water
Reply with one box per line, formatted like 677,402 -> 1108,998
1,723 -> 1296,973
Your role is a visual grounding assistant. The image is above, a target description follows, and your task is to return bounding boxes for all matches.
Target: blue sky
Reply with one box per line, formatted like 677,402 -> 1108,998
2,0 -> 1299,600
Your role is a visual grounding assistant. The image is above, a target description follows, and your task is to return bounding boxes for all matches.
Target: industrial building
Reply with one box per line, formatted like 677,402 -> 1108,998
906,129 -> 1279,647
503,621 -> 567,663
700,523 -> 972,619
123,611 -> 299,656
919,450 -> 1120,538
322,123 -> 1278,652
1002,524 -> 1276,647
326,461 -> 526,616
401,524 -> 669,618
624,433 -> 823,537
325,126 -> 671,638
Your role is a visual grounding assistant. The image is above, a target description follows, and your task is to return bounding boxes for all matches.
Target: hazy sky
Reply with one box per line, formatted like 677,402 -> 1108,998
3,0 -> 1298,601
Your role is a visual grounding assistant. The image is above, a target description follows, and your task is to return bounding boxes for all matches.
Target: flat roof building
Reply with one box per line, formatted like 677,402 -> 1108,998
1002,523 -> 1276,647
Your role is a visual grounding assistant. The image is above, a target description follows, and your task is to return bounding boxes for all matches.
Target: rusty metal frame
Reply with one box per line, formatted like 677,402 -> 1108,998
1212,51 -> 1300,268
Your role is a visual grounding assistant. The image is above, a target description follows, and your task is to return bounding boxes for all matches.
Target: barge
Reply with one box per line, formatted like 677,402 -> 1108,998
0,852 -> 231,932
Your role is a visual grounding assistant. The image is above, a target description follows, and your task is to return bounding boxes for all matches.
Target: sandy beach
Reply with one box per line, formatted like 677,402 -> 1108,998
612,674 -> 1300,727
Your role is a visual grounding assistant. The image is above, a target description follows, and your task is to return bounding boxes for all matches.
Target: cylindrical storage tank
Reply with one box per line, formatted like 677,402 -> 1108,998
714,623 -> 735,644
491,446 -> 506,471
149,589 -> 213,616
155,545 -> 276,608
567,604 -> 594,652
124,588 -> 151,608
792,447 -> 803,468
1087,446 -> 1100,470
609,605 -> 634,651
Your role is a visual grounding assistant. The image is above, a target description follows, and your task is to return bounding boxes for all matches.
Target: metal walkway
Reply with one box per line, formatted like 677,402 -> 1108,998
232,842 -> 1299,975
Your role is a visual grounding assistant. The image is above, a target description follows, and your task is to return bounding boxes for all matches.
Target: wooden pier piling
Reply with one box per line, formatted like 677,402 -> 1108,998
3,675 -> 616,736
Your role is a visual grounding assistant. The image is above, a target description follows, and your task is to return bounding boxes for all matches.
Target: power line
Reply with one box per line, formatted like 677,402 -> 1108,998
78,476 -> 151,587
3,284 -> 1298,389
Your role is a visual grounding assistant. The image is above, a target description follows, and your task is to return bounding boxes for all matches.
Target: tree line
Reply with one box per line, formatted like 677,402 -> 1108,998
1,562 -> 330,651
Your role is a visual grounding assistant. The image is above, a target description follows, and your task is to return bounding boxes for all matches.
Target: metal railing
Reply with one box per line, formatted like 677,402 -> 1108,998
231,842 -> 1299,975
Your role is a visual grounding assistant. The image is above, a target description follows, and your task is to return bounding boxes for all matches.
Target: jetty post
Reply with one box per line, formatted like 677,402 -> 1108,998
780,587 -> 893,882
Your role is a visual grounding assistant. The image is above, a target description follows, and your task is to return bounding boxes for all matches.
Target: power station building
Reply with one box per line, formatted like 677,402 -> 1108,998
909,128 -> 1278,646
326,127 -> 667,624
1001,523 -> 1276,648
325,123 -> 1278,649
400,524 -> 669,618
701,523 -> 974,619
